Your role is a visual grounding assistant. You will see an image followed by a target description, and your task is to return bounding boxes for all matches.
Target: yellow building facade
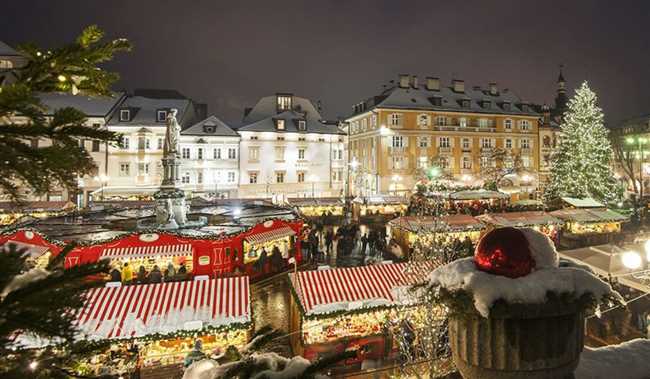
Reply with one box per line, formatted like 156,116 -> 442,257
346,75 -> 542,196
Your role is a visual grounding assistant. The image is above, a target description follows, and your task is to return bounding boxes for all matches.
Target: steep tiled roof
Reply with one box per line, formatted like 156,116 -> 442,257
0,41 -> 22,57
38,92 -> 126,118
239,95 -> 343,135
181,115 -> 239,137
107,95 -> 194,127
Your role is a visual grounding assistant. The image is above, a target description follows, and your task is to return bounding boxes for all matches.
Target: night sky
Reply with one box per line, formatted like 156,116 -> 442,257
2,1 -> 649,125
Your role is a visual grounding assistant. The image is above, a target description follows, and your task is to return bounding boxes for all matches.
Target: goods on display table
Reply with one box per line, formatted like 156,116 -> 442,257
388,215 -> 484,255
476,211 -> 564,242
0,229 -> 62,268
288,261 -> 439,364
550,208 -> 627,235
240,220 -> 301,277
353,195 -> 408,219
76,276 -> 251,373
291,198 -> 344,218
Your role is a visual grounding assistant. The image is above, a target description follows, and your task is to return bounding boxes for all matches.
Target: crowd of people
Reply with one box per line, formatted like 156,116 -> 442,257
109,261 -> 189,284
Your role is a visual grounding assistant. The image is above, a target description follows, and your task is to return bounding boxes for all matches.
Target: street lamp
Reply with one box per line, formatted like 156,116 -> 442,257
622,250 -> 643,270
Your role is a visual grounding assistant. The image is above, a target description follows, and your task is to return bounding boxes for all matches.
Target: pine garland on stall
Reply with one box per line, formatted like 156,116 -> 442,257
543,82 -> 622,205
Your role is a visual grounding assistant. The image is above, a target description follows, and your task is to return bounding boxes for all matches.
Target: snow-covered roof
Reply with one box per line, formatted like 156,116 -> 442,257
107,95 -> 194,127
38,92 -> 126,118
181,115 -> 239,137
450,190 -> 510,200
0,40 -> 22,57
550,208 -> 628,224
76,277 -> 250,340
290,261 -> 437,316
476,211 -> 564,228
561,197 -> 604,208
388,215 -> 484,233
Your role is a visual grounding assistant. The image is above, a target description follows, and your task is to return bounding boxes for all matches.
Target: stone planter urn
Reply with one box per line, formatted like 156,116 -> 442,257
449,300 -> 585,379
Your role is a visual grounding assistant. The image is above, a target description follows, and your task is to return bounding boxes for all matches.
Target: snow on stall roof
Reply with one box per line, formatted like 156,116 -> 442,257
428,257 -> 620,317
183,353 -> 323,379
476,211 -> 564,228
575,339 -> 650,379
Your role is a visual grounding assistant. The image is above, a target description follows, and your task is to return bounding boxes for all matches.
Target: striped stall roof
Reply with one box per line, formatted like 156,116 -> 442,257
76,277 -> 250,340
245,226 -> 296,245
291,261 -> 437,316
100,244 -> 193,259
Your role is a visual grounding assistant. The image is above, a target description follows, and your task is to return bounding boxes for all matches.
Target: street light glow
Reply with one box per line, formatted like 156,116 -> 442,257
350,159 -> 359,169
29,361 -> 38,371
429,167 -> 440,178
622,251 -> 642,269
644,240 -> 650,261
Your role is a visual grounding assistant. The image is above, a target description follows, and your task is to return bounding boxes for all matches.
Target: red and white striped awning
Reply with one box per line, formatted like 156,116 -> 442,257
75,277 -> 250,340
291,261 -> 437,316
100,244 -> 193,259
245,226 -> 295,245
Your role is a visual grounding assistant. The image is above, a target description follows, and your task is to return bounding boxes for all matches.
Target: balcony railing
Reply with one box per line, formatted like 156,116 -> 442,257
438,146 -> 452,153
388,146 -> 406,154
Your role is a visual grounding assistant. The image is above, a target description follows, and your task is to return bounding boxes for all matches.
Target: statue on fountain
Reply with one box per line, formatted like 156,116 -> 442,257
163,109 -> 181,157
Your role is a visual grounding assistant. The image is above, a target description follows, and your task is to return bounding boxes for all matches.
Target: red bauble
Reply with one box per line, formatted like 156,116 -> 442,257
474,227 -> 535,278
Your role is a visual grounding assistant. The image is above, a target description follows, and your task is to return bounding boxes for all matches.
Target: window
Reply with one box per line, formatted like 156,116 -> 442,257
144,138 -> 152,149
439,157 -> 450,169
120,136 -> 130,149
418,137 -> 430,148
250,136 -> 258,140
505,139 -> 513,149
157,110 -> 167,122
371,114 -> 377,128
417,114 -> 430,128
249,147 -> 259,161
249,172 -> 258,184
297,172 -> 305,183
228,148 -> 236,159
213,148 -> 221,159
157,138 -> 164,150
275,119 -> 285,130
478,118 -> 489,128
119,163 -> 130,176
389,113 -> 402,126
119,109 -> 130,122
298,148 -> 306,160
318,138 -> 325,142
138,162 -> 150,175
298,137 -> 306,142
197,148 -> 204,160
462,138 -> 470,150
182,147 -> 190,159
520,120 -> 531,130
298,120 -> 306,131
504,119 -> 513,130
459,117 -> 467,127
392,156 -> 405,169
277,136 -> 285,141
521,139 -> 530,149
228,172 -> 235,183
334,149 -> 343,160
92,140 -> 100,152
361,119 -> 367,131
439,137 -> 450,148
481,138 -> 492,148
462,156 -> 472,169
480,156 -> 490,167
435,116 -> 446,126
182,172 -> 190,184
277,95 -> 292,111
418,156 -> 428,168
275,147 -> 285,161
333,170 -> 343,182
276,171 -> 285,183
522,156 -> 531,168
392,135 -> 404,148
197,172 -> 203,184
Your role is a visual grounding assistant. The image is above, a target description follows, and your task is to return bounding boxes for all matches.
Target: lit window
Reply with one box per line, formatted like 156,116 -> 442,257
417,156 -> 428,168
119,109 -> 130,122
418,137 -> 429,148
521,139 -> 530,149
391,136 -> 404,148
462,138 -> 470,149
504,119 -> 513,130
276,172 -> 285,183
249,147 -> 259,161
392,156 -> 405,169
481,138 -> 492,148
439,137 -> 450,148
520,120 -> 531,130
389,113 -> 402,126
298,120 -> 306,131
157,110 -> 167,122
297,172 -> 305,183
119,163 -> 130,176
277,95 -> 292,111
182,147 -> 190,159
276,119 -> 285,130
275,147 -> 285,161
213,148 -> 221,159
505,139 -> 513,149
459,117 -> 467,127
228,172 -> 235,183
120,136 -> 130,149
298,148 -> 306,160
522,156 -> 531,168
479,119 -> 488,128
462,156 -> 472,169
249,172 -> 258,184
435,116 -> 446,126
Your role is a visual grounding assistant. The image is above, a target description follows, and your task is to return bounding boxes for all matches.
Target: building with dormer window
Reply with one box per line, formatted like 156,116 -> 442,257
237,93 -> 346,198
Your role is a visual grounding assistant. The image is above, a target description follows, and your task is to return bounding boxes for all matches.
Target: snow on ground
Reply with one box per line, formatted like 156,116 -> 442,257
428,257 -> 621,317
183,354 -> 327,379
575,339 -> 650,379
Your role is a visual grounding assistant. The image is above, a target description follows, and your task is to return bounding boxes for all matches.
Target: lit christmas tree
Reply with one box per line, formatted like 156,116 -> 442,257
544,82 -> 621,204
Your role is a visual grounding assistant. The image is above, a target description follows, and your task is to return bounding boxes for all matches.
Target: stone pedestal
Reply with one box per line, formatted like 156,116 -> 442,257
161,157 -> 181,187
449,302 -> 584,379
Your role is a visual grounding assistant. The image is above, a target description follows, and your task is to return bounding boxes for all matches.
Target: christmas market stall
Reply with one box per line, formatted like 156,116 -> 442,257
352,195 -> 408,222
476,211 -> 564,242
75,276 -> 251,376
550,208 -> 628,248
290,198 -> 344,221
447,190 -> 509,214
0,229 -> 63,268
239,219 -> 303,279
0,200 -> 75,225
387,215 -> 484,257
288,261 -> 439,366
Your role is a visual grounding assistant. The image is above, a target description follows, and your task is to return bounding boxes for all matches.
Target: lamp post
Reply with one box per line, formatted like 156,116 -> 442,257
626,136 -> 648,222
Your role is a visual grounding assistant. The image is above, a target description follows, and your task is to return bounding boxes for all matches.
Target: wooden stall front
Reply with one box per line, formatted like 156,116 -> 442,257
550,208 -> 628,248
288,261 -> 439,367
352,195 -> 408,222
388,214 -> 485,256
291,198 -> 344,221
75,276 -> 251,377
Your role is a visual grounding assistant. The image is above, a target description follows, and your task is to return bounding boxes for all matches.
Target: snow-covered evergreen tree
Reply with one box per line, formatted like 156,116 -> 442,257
544,82 -> 621,204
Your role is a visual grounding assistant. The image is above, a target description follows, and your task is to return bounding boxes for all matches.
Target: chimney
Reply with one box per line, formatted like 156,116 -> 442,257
411,75 -> 419,89
399,74 -> 410,88
453,79 -> 465,93
489,82 -> 498,96
472,86 -> 482,91
425,77 -> 440,91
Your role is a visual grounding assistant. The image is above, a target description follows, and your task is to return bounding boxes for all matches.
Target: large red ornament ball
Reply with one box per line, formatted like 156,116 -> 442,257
474,227 -> 535,278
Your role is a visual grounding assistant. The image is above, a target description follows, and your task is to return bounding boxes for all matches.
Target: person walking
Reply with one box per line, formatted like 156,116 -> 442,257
325,229 -> 334,254
361,233 -> 368,256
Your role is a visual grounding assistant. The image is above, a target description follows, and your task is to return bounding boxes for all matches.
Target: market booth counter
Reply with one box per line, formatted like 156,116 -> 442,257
239,219 -> 302,280
0,229 -> 62,268
352,195 -> 408,222
288,261 -> 439,369
388,214 -> 484,256
76,276 -> 251,378
476,211 -> 564,242
290,198 -> 344,222
550,208 -> 628,249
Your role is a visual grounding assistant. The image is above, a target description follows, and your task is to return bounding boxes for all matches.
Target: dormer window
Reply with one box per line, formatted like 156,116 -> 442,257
460,99 -> 471,108
429,97 -> 442,106
157,110 -> 167,122
203,124 -> 215,133
502,102 -> 511,111
119,109 -> 130,122
520,103 -> 530,112
275,119 -> 285,130
482,100 -> 491,109
277,94 -> 292,112
298,120 -> 306,131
